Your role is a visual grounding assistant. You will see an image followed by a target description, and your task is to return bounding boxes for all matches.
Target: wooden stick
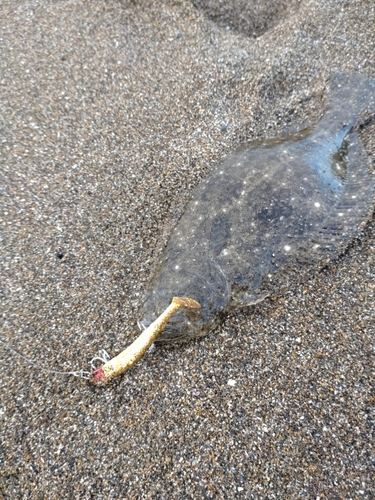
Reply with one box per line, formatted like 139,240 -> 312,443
90,297 -> 201,383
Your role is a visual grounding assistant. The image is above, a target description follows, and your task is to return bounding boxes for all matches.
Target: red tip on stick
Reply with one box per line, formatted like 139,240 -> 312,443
90,366 -> 106,383
89,297 -> 201,383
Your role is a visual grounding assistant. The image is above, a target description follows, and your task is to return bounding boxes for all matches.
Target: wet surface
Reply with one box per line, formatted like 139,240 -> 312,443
141,73 -> 375,341
1,0 -> 375,498
192,0 -> 301,38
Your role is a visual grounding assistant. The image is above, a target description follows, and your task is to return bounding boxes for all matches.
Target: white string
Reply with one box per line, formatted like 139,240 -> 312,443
137,320 -> 148,331
0,338 -> 91,380
89,349 -> 111,371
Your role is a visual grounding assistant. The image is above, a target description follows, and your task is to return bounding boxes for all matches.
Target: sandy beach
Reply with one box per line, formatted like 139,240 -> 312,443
1,0 -> 375,497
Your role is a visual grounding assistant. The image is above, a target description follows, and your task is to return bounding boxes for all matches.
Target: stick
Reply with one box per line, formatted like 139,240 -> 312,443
90,297 -> 201,383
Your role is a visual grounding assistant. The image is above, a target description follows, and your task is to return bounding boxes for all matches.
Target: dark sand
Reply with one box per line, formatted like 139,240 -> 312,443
1,0 -> 375,498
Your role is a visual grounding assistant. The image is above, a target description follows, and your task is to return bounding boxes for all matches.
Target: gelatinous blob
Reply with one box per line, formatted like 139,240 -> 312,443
140,73 -> 375,341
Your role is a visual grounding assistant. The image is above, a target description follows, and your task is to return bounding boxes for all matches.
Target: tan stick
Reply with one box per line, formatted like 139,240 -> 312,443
90,297 -> 201,383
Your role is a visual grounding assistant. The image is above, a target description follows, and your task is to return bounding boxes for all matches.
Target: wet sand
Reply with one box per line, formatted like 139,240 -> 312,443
1,0 -> 375,498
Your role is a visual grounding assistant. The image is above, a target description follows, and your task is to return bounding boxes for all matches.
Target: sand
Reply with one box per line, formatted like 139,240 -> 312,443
1,0 -> 375,498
